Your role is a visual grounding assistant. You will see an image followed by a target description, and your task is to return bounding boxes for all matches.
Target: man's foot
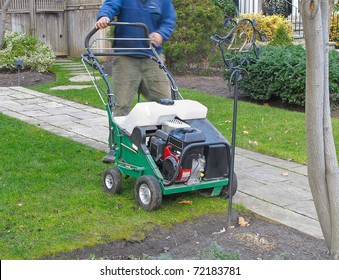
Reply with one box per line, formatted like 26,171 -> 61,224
102,150 -> 116,163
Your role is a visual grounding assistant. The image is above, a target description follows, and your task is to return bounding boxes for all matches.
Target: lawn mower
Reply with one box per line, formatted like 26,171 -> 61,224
81,22 -> 237,211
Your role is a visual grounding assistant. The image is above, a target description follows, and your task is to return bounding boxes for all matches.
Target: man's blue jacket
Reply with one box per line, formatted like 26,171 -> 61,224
97,0 -> 176,55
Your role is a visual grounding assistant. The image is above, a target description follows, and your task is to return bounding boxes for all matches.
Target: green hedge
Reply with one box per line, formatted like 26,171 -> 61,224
239,44 -> 339,107
164,0 -> 227,72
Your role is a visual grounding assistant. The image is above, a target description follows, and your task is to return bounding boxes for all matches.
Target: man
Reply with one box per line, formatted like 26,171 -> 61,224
95,0 -> 176,163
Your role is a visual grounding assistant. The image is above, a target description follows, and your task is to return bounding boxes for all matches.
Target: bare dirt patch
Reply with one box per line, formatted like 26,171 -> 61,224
0,70 -> 55,87
47,213 -> 329,260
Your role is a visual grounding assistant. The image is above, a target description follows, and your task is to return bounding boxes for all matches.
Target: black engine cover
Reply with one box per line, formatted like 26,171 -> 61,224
168,127 -> 205,151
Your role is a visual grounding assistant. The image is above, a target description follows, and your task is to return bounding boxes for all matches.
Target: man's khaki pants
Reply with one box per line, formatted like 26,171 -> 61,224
112,54 -> 172,116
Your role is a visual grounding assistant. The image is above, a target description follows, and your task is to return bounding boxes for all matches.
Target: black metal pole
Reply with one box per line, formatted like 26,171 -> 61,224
17,66 -> 21,86
14,60 -> 23,86
227,70 -> 239,227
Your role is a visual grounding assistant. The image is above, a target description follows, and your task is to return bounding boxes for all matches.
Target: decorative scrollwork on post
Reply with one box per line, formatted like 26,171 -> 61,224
211,16 -> 265,227
211,16 -> 265,84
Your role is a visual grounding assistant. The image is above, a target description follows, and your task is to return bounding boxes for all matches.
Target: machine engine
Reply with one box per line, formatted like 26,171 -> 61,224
150,119 -> 207,185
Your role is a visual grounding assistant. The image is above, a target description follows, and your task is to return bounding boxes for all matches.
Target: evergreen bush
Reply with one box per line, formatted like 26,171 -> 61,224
239,45 -> 339,107
164,0 -> 226,72
0,31 -> 55,72
268,24 -> 293,47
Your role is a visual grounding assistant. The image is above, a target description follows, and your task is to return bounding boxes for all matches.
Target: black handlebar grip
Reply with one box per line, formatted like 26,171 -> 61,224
84,28 -> 98,48
84,22 -> 150,49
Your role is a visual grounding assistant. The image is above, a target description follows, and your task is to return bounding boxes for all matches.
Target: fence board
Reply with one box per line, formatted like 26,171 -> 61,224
0,0 -> 29,11
0,0 -> 65,11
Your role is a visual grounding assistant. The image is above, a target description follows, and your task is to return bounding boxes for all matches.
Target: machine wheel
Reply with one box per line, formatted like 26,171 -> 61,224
199,173 -> 238,198
135,175 -> 162,211
102,167 -> 122,195
219,173 -> 238,198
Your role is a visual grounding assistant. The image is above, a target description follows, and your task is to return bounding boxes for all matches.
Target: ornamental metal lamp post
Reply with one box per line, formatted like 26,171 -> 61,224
211,16 -> 265,227
13,59 -> 24,86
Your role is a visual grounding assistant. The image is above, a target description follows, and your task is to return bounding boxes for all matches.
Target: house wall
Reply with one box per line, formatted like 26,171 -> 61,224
238,0 -> 263,14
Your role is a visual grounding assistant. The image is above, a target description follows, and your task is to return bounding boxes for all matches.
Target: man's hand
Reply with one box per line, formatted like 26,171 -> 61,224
149,32 -> 163,47
95,17 -> 110,29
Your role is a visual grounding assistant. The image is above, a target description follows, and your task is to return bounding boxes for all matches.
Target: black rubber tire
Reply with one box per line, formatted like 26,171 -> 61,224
219,173 -> 238,198
102,167 -> 122,195
134,175 -> 162,211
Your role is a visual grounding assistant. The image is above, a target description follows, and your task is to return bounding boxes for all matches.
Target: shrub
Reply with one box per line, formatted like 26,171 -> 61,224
0,31 -> 55,72
165,0 -> 226,72
268,24 -> 293,47
237,13 -> 293,42
212,0 -> 237,18
239,45 -> 339,107
329,49 -> 339,105
330,12 -> 339,48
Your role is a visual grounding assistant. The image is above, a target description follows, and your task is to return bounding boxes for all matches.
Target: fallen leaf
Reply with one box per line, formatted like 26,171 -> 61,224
249,140 -> 259,146
282,171 -> 289,177
238,216 -> 250,227
179,200 -> 193,205
243,130 -> 249,135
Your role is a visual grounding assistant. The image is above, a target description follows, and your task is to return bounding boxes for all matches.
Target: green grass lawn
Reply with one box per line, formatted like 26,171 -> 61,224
0,114 -> 241,259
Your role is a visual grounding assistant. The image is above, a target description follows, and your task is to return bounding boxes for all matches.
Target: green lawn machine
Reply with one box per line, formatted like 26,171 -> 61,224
81,22 -> 237,211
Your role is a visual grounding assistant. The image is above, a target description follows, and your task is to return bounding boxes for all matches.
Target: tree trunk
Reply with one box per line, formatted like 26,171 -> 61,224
301,0 -> 339,260
0,0 -> 12,49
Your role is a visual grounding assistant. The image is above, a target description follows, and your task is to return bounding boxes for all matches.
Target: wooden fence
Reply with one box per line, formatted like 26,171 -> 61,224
0,0 -> 66,11
0,0 -> 103,56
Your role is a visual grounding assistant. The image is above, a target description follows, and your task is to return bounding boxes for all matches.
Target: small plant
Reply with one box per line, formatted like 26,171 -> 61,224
196,242 -> 241,260
142,253 -> 173,260
142,242 -> 241,260
0,31 -> 55,72
268,24 -> 293,47
273,252 -> 290,260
